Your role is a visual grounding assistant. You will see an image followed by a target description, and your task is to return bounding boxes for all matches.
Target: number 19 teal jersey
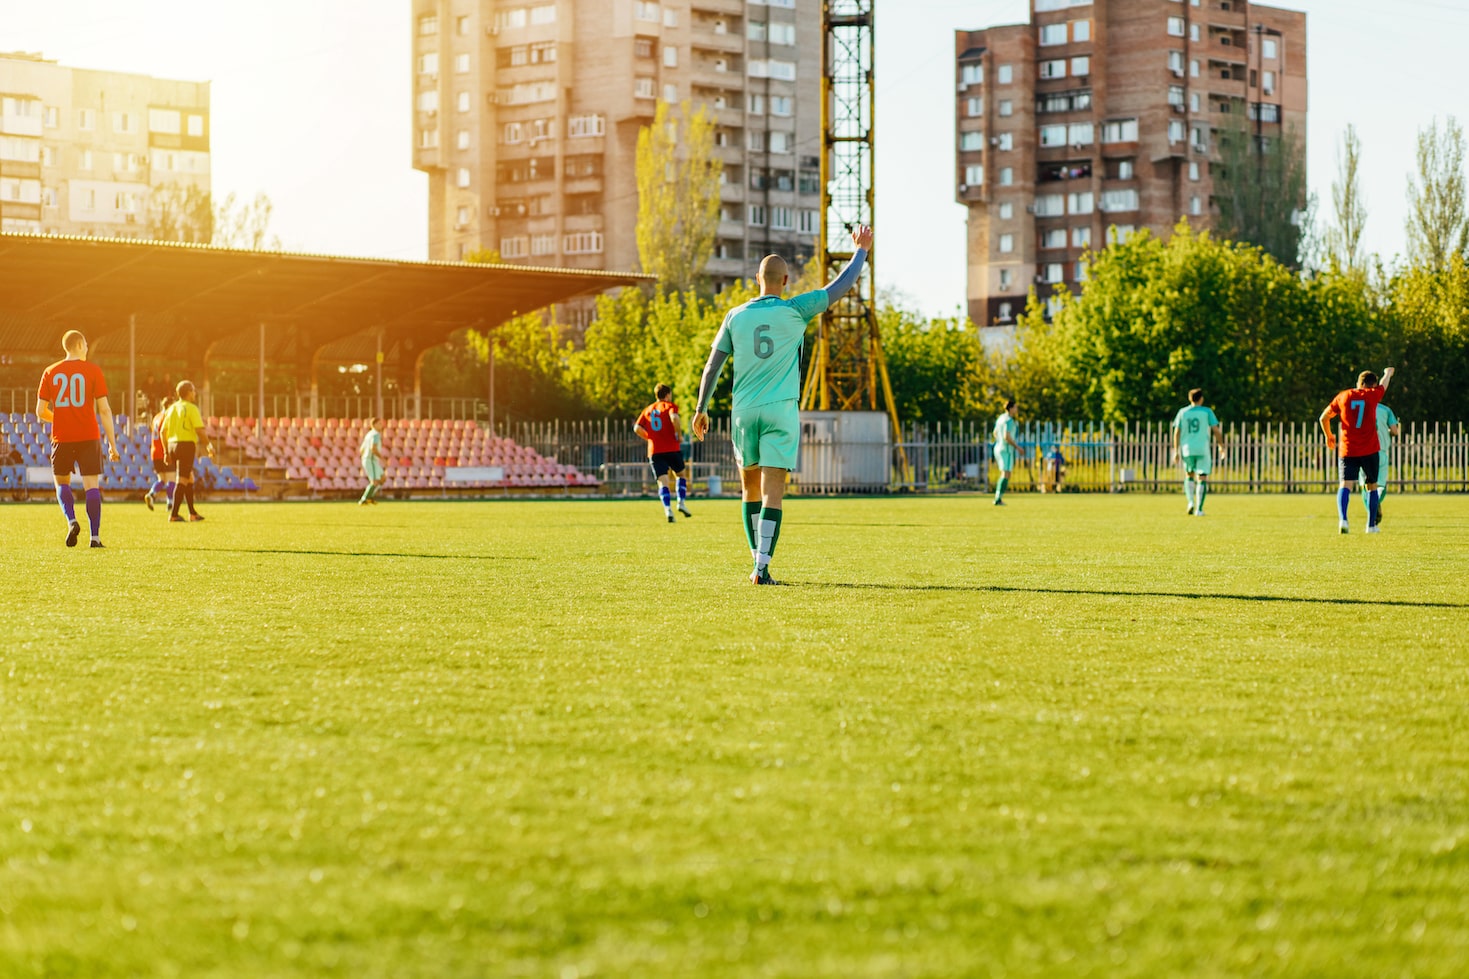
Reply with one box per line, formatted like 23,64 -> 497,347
1172,404 -> 1218,457
713,290 -> 829,411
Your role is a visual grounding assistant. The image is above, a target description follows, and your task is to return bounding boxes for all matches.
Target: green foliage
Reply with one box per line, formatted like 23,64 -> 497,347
146,181 -> 213,244
1382,255 -> 1469,422
1405,116 -> 1469,269
876,305 -> 987,423
636,100 -> 723,293
1213,117 -> 1310,269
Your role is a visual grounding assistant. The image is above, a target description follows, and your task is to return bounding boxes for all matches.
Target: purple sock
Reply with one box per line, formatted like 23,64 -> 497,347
57,484 -> 76,523
1337,487 -> 1351,521
85,488 -> 102,539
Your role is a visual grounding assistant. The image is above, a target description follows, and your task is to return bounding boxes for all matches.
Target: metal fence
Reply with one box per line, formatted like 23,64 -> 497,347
514,418 -> 1469,495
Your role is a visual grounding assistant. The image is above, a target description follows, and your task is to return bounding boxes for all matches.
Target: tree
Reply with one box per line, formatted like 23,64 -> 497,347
1324,124 -> 1368,274
147,182 -> 213,243
1212,115 -> 1310,268
1382,255 -> 1469,422
635,100 -> 722,293
1405,116 -> 1469,269
213,191 -> 282,250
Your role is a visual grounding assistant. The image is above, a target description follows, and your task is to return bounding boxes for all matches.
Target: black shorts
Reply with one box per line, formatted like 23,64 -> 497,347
649,451 -> 686,478
1340,453 -> 1380,484
170,441 -> 197,479
152,455 -> 171,474
50,439 -> 102,478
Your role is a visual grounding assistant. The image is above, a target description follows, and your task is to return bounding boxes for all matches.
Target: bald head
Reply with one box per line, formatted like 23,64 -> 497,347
757,254 -> 789,295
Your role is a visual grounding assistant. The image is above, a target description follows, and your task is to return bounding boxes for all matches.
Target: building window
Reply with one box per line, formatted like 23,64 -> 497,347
748,59 -> 797,81
1167,16 -> 1185,36
999,167 -> 1013,186
455,53 -> 470,74
1069,122 -> 1093,145
1040,124 -> 1067,147
42,105 -> 59,128
997,64 -> 1013,84
967,97 -> 984,117
747,93 -> 765,115
77,108 -> 95,131
1188,161 -> 1201,181
635,77 -> 656,99
771,95 -> 793,117
1169,50 -> 1184,73
799,170 -> 820,194
1100,188 -> 1139,212
112,111 -> 136,134
635,1 -> 660,21
998,202 -> 1014,219
40,145 -> 56,166
960,63 -> 984,86
1073,226 -> 1091,247
419,53 -> 439,75
1068,191 -> 1093,214
417,91 -> 439,113
188,115 -> 204,136
998,99 -> 1013,117
1190,92 -> 1200,112
1190,24 -> 1200,41
1043,228 -> 1067,249
456,205 -> 471,227
1190,195 -> 1202,216
769,131 -> 792,154
81,188 -> 96,210
1168,85 -> 1185,106
456,15 -> 470,35
998,233 -> 1014,253
1168,120 -> 1185,143
457,167 -> 471,188
997,132 -> 1013,151
999,269 -> 1012,289
1035,194 -> 1065,216
1262,70 -> 1276,94
501,236 -> 529,259
568,114 -> 605,138
960,131 -> 985,151
1190,59 -> 1200,78
502,122 -> 523,144
1039,23 -> 1068,46
770,22 -> 796,45
1118,159 -> 1135,179
1263,38 -> 1278,59
419,128 -> 439,149
771,206 -> 794,231
635,37 -> 655,59
419,14 -> 438,35
798,209 -> 819,234
662,45 -> 679,68
530,5 -> 556,24
747,130 -> 765,152
1073,20 -> 1091,42
1040,59 -> 1066,79
748,204 -> 767,227
457,92 -> 471,113
1071,56 -> 1090,76
456,129 -> 470,149
79,149 -> 93,170
999,302 -> 1013,321
1045,263 -> 1064,283
964,164 -> 984,185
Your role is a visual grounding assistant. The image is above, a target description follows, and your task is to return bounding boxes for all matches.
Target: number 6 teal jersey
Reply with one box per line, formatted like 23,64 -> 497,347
712,290 -> 830,410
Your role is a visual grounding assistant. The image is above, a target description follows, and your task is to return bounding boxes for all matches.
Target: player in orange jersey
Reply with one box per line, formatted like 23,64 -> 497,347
36,330 -> 122,548
635,383 -> 692,523
1320,366 -> 1395,534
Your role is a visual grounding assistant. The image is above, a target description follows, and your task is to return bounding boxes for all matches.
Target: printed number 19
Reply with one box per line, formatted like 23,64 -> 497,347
754,324 -> 774,359
1187,419 -> 1199,433
1350,399 -> 1365,429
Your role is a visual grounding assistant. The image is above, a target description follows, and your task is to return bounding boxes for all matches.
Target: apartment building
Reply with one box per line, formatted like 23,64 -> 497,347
955,0 -> 1306,327
0,52 -> 210,239
411,0 -> 821,289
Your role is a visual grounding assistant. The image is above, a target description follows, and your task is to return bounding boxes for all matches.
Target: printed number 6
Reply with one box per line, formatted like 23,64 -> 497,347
754,324 -> 774,359
650,412 -> 662,432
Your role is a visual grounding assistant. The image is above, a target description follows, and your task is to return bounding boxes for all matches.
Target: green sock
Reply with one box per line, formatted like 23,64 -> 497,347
360,483 -> 374,503
1185,478 -> 1195,506
742,501 -> 761,554
756,507 -> 783,566
1360,486 -> 1371,511
995,476 -> 1009,501
1196,481 -> 1207,511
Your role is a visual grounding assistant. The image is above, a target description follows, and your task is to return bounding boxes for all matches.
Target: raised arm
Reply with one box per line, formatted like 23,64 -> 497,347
824,225 -> 874,304
1379,366 -> 1396,392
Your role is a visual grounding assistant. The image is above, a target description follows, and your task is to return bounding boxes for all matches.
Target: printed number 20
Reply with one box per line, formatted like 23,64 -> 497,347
754,324 -> 774,359
52,372 -> 85,408
1350,399 -> 1365,429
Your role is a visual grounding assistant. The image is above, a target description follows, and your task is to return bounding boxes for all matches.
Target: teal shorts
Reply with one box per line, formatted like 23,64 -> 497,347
363,457 -> 384,481
732,400 -> 800,470
1378,454 -> 1389,485
994,445 -> 1016,472
1183,453 -> 1211,476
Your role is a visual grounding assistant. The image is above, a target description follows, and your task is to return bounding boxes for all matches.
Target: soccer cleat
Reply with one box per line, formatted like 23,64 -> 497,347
678,504 -> 693,518
144,492 -> 154,512
359,499 -> 370,507
1365,524 -> 1381,535
65,521 -> 81,547
667,513 -> 675,523
189,513 -> 205,522
1338,520 -> 1350,534
1195,510 -> 1205,517
89,539 -> 105,548
170,515 -> 186,523
1186,504 -> 1195,515
749,567 -> 778,585
993,498 -> 1006,507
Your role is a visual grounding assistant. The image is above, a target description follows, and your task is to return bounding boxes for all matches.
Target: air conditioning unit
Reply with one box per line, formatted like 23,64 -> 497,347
1172,68 -> 1185,78
1192,142 -> 1208,153
454,222 -> 468,231
487,25 -> 499,36
1071,142 -> 1085,150
1025,203 -> 1037,213
958,183 -> 969,194
489,206 -> 502,217
958,82 -> 968,93
991,136 -> 1001,146
1172,102 -> 1185,112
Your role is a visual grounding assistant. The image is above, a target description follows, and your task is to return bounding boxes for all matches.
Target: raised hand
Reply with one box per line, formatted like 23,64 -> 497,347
851,225 -> 874,251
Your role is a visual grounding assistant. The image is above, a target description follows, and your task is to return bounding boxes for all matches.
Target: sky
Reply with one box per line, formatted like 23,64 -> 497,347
4,0 -> 1469,318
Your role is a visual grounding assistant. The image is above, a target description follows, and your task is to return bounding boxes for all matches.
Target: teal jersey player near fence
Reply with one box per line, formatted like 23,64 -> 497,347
359,419 -> 385,506
1365,401 -> 1400,518
1171,391 -> 1220,516
991,404 -> 1020,506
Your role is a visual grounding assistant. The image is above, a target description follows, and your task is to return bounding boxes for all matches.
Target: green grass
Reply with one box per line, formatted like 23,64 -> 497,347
3,493 -> 1468,978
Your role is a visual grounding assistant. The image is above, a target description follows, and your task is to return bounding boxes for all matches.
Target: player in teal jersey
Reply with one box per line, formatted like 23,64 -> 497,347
358,418 -> 386,506
692,225 -> 874,584
991,400 -> 1019,505
1171,388 -> 1221,515
1364,401 -> 1400,526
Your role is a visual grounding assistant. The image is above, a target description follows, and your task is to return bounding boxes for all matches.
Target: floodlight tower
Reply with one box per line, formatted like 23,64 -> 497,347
802,0 -> 902,450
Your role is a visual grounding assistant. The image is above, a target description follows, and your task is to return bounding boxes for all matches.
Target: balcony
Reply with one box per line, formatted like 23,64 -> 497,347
1038,162 -> 1092,183
691,0 -> 745,15
564,175 -> 604,196
564,213 -> 604,233
691,30 -> 745,56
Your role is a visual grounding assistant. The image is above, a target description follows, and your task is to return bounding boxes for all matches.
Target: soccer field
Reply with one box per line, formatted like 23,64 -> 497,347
5,495 -> 1468,977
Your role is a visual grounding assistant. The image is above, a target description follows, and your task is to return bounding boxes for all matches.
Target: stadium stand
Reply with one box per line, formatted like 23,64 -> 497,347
2,412 -> 595,499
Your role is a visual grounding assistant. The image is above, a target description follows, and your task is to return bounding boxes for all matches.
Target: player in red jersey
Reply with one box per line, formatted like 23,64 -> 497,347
1320,366 -> 1395,535
36,330 -> 121,548
144,395 -> 175,512
635,383 -> 692,523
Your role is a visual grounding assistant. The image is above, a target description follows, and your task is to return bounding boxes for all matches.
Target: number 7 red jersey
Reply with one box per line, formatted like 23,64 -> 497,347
1324,385 -> 1385,457
636,400 -> 683,455
38,359 -> 108,443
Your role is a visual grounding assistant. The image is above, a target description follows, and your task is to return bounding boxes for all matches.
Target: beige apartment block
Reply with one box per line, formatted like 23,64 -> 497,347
0,52 -> 210,240
411,0 -> 821,293
955,0 -> 1306,327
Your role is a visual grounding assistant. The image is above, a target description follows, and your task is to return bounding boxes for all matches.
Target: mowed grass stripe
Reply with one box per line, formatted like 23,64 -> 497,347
2,496 -> 1467,977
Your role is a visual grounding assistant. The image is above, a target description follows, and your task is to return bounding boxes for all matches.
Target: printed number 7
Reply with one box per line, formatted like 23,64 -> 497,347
754,324 -> 774,359
1350,399 -> 1365,429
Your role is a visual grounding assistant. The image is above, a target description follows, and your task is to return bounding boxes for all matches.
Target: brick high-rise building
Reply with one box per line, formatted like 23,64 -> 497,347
0,52 -> 211,240
955,0 -> 1306,327
411,0 -> 823,292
